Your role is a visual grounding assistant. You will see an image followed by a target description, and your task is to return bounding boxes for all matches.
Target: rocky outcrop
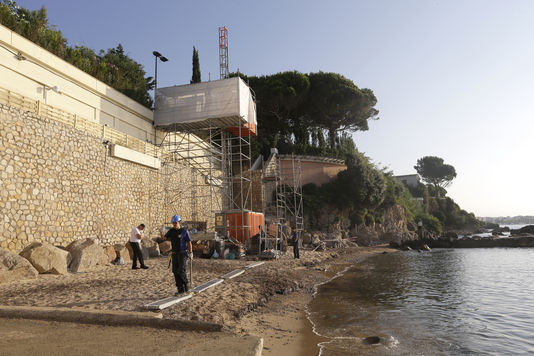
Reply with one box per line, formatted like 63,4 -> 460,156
352,205 -> 418,246
511,225 -> 534,236
66,238 -> 107,273
0,248 -> 39,284
394,234 -> 534,249
19,242 -> 70,275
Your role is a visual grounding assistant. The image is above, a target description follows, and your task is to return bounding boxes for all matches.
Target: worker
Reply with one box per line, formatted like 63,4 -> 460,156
292,230 -> 300,259
162,215 -> 193,295
130,223 -> 149,270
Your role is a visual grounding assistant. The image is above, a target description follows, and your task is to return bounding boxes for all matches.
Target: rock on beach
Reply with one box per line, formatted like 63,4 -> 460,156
19,242 -> 70,275
0,248 -> 39,284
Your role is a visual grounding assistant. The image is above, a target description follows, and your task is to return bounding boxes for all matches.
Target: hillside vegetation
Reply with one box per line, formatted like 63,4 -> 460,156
239,71 -> 483,235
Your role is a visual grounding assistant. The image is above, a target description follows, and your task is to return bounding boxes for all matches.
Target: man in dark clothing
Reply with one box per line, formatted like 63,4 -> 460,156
292,230 -> 300,259
162,215 -> 192,294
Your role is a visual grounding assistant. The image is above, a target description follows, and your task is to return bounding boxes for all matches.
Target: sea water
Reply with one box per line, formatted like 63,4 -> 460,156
308,248 -> 534,355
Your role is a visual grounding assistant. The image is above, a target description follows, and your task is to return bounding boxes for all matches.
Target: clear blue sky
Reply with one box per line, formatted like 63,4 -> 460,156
17,0 -> 534,217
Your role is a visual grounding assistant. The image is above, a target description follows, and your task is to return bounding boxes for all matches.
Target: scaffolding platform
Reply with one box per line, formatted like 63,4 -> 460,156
154,77 -> 256,134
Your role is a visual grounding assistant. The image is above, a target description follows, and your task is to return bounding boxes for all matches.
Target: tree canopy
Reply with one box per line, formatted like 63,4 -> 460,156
414,156 -> 457,196
234,70 -> 379,159
306,72 -> 379,149
0,0 -> 154,108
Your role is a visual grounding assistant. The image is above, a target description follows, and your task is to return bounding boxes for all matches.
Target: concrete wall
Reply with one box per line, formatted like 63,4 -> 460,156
0,23 -> 158,143
0,103 -> 220,252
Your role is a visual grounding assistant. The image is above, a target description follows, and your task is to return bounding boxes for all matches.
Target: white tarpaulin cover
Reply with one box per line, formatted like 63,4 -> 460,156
154,77 -> 256,131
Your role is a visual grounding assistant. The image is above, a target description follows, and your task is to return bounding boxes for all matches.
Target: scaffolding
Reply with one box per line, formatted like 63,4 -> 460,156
277,154 -> 304,233
157,122 -> 253,232
262,151 -> 304,246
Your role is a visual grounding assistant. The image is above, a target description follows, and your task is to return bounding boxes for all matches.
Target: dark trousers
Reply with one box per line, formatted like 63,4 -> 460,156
131,242 -> 145,268
293,243 -> 300,259
172,251 -> 189,292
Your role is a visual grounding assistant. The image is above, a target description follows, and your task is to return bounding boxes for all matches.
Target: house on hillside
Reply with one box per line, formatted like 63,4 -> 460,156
394,174 -> 420,188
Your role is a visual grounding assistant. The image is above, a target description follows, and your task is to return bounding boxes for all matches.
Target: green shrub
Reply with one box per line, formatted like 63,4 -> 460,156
415,213 -> 442,235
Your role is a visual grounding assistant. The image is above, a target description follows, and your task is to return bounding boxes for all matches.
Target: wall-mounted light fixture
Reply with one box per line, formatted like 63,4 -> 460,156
39,85 -> 61,103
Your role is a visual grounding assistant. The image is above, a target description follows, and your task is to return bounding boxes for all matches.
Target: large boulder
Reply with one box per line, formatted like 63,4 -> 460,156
113,243 -> 131,262
158,241 -> 172,255
103,246 -> 116,263
141,238 -> 160,258
512,225 -> 534,236
66,238 -> 107,273
301,232 -> 312,245
0,248 -> 39,284
125,241 -> 149,261
19,242 -> 70,275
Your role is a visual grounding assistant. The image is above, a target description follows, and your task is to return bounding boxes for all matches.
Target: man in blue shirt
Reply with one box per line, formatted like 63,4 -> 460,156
162,215 -> 192,294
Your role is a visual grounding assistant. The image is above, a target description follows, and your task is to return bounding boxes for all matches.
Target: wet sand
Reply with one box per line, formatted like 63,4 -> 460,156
0,246 -> 395,354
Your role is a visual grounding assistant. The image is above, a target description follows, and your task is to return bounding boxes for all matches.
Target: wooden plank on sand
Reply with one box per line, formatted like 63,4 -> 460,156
245,261 -> 264,269
221,269 -> 245,280
192,278 -> 224,293
144,294 -> 192,311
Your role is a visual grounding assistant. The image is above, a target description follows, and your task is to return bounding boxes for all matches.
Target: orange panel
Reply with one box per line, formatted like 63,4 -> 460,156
226,123 -> 257,137
224,212 -> 264,243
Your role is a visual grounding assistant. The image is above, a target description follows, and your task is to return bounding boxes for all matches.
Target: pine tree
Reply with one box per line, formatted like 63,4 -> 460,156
191,46 -> 201,83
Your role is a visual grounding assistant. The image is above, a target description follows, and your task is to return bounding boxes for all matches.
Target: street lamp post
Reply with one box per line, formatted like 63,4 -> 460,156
152,50 -> 168,106
152,51 -> 168,145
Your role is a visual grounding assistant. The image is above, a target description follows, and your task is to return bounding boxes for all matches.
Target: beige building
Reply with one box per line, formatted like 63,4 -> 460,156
394,174 -> 420,188
279,155 -> 346,187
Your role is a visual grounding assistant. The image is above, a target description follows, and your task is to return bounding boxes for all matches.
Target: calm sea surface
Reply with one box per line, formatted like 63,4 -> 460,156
308,248 -> 534,355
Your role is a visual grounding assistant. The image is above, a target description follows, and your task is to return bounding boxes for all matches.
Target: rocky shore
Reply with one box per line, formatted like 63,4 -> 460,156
392,225 -> 534,250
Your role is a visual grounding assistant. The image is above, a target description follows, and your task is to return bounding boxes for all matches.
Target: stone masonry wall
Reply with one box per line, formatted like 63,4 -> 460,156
0,103 -> 221,252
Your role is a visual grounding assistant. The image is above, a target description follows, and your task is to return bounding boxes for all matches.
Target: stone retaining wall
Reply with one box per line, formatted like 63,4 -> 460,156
0,103 -> 221,251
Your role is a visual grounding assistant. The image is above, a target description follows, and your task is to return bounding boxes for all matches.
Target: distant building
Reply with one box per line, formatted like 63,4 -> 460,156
394,174 -> 420,188
278,155 -> 347,187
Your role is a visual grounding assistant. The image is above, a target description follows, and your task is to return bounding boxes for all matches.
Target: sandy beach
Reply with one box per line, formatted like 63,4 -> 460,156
0,246 -> 394,355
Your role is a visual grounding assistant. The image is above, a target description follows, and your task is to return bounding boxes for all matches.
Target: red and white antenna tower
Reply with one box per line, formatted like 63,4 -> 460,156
219,26 -> 229,79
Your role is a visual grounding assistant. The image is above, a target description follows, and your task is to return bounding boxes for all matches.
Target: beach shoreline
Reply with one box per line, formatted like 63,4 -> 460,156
0,245 -> 395,355
235,246 -> 396,355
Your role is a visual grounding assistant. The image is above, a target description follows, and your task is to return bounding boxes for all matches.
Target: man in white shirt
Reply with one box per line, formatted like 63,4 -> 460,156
130,224 -> 148,270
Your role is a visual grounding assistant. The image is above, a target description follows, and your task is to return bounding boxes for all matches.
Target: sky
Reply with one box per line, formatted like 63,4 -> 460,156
15,0 -> 534,217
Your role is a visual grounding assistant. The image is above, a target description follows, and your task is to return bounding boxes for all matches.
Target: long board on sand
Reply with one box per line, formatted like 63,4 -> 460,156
221,269 -> 245,280
245,261 -> 264,269
192,278 -> 224,293
144,294 -> 192,311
